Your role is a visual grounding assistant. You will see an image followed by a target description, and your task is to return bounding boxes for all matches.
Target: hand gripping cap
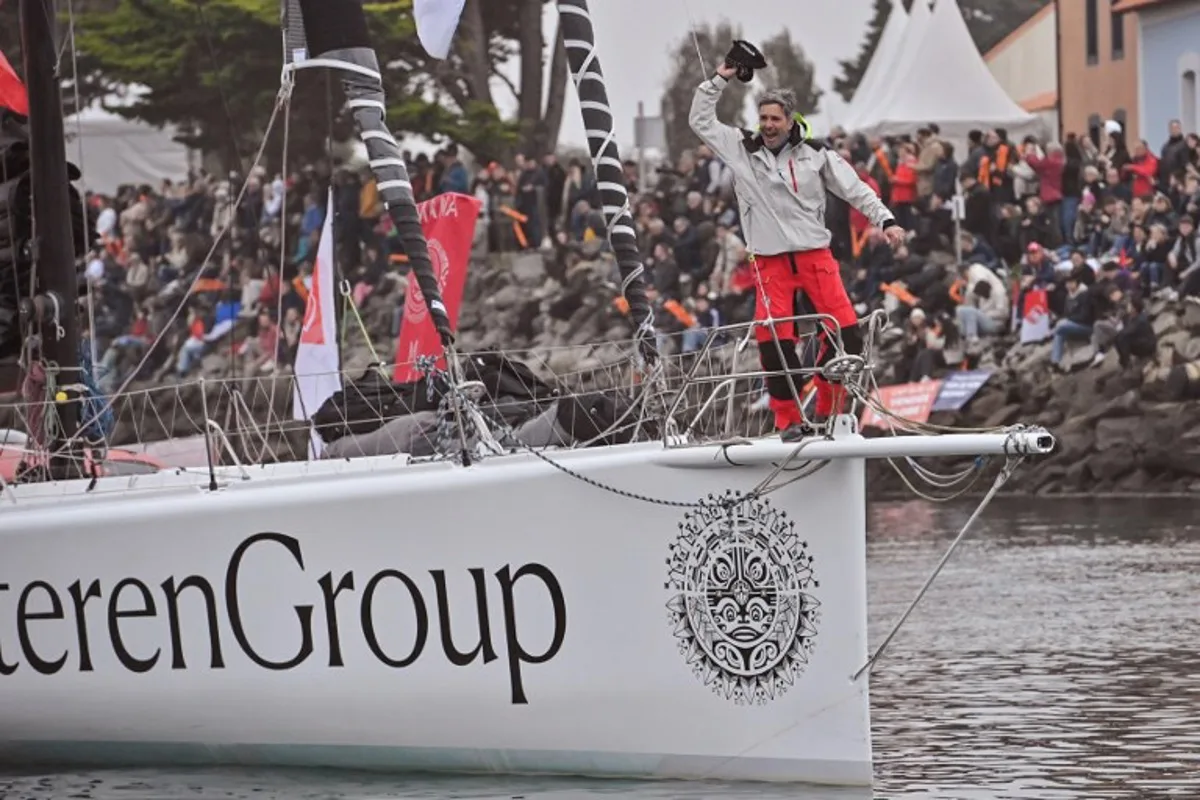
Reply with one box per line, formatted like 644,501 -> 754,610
724,40 -> 767,83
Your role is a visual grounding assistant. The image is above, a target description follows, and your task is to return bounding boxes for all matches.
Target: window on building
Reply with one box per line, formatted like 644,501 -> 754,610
1184,70 -> 1199,135
1086,0 -> 1099,64
1111,1 -> 1125,60
1088,114 -> 1102,147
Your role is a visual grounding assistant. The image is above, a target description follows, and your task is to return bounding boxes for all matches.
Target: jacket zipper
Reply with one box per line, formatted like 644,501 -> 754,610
788,159 -> 798,193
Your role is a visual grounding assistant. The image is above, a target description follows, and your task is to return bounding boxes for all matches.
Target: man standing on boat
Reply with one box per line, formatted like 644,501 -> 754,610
689,46 -> 906,441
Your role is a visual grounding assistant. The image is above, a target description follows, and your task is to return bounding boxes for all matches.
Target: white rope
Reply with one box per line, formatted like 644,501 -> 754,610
55,84 -> 293,457
679,0 -> 710,76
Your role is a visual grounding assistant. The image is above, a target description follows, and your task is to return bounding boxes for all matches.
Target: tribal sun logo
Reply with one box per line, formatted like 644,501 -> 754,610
666,493 -> 820,706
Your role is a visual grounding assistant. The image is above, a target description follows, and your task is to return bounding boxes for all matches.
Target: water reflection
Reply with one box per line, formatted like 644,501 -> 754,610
868,498 -> 1200,799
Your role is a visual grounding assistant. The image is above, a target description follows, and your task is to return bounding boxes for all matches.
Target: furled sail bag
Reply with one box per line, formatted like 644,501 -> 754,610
312,366 -> 446,444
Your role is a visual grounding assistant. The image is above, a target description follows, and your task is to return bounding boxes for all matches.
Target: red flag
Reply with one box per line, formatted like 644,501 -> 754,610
0,48 -> 29,117
392,192 -> 481,382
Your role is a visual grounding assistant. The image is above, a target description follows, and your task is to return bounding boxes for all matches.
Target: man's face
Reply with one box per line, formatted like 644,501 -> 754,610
1170,121 -> 1183,137
758,103 -> 792,148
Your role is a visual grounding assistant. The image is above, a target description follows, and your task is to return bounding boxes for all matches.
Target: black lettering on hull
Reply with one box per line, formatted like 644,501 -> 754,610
0,533 -> 569,704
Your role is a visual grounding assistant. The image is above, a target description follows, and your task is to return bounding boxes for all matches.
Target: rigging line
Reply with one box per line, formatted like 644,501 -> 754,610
193,0 -> 249,175
678,0 -> 709,76
260,78 -> 293,454
851,455 -> 1025,683
52,87 -> 291,457
64,0 -> 89,245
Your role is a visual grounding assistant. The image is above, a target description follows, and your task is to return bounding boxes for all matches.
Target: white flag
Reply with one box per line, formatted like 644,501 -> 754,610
413,0 -> 466,59
293,189 -> 342,459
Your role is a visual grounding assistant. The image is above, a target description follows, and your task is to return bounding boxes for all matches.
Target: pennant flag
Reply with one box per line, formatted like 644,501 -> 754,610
293,189 -> 342,459
393,192 -> 481,382
413,0 -> 467,59
0,48 -> 29,117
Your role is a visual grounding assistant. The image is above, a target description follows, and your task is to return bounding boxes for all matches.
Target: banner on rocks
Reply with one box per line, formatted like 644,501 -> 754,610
859,380 -> 944,429
931,369 -> 993,412
1017,287 -> 1052,344
393,192 -> 482,382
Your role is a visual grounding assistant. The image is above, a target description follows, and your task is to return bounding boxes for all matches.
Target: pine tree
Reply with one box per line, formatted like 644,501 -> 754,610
832,0 -> 892,104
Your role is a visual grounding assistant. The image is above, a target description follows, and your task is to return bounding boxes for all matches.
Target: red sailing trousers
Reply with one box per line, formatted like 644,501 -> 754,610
751,248 -> 858,429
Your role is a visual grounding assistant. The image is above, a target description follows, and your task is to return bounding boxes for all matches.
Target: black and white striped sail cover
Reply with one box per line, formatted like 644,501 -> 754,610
556,0 -> 656,352
283,0 -> 452,340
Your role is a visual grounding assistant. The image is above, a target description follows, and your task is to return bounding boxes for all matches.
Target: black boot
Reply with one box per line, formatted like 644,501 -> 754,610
780,422 -> 815,442
780,414 -> 829,443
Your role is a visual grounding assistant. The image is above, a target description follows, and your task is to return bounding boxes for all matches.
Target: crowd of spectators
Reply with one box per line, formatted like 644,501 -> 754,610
592,118 -> 1200,387
78,111 -> 1200,398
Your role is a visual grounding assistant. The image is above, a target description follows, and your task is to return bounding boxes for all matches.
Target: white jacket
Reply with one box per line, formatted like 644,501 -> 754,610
689,75 -> 894,256
963,263 -> 1010,324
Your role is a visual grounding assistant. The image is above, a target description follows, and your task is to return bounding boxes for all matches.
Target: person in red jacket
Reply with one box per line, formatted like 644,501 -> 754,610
1023,140 -> 1065,217
890,145 -> 919,230
1122,140 -> 1160,200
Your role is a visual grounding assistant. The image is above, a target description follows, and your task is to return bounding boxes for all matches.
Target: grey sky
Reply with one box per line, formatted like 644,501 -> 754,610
523,0 -> 873,149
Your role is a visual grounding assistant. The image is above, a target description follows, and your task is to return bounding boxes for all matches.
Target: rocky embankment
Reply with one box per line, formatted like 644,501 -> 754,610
866,295 -> 1200,496
7,249 -> 1200,495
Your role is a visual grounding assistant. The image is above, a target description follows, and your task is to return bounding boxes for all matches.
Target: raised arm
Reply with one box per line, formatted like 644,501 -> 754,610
688,73 -> 745,164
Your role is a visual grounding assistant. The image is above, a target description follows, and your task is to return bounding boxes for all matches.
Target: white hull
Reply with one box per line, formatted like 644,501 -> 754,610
0,423 -> 1053,785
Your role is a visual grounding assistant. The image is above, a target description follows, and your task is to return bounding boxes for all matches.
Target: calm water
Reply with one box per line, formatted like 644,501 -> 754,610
3,499 -> 1197,800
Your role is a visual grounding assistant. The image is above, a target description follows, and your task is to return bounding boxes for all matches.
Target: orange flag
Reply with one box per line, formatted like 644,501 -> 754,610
0,48 -> 29,117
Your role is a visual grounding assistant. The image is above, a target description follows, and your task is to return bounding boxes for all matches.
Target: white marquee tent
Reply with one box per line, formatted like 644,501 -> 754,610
849,0 -> 1045,148
840,0 -> 910,133
64,103 -> 194,196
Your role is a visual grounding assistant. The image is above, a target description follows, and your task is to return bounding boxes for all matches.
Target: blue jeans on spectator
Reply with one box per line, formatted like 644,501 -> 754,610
682,327 -> 709,353
1140,262 -> 1164,291
956,306 -> 1002,338
1051,320 -> 1092,364
177,338 -> 206,376
1060,196 -> 1080,243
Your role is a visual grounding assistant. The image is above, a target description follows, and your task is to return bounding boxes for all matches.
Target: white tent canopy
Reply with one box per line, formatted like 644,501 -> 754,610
64,103 -> 194,196
841,0 -> 910,133
849,0 -> 1044,147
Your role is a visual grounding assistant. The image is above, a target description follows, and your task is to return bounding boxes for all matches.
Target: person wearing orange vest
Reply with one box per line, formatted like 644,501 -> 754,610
977,129 -> 1014,205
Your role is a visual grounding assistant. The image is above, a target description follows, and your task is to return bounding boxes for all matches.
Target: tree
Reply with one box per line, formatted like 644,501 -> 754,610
60,0 -> 567,173
431,0 -> 569,160
1,0 -> 117,116
759,30 -> 822,117
956,0 -> 1051,54
660,20 -> 750,163
833,0 -> 890,104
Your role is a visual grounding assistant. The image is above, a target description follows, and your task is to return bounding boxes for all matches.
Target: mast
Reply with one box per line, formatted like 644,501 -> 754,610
283,0 -> 453,347
556,0 -> 657,361
19,0 -> 84,476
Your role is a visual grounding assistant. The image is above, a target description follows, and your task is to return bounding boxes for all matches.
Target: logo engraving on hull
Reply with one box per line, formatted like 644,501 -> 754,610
666,494 -> 819,705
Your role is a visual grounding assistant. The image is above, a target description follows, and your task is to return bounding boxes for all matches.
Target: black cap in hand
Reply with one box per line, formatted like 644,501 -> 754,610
724,40 -> 767,83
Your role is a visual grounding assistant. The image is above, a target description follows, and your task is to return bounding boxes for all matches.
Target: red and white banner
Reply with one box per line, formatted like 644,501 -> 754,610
293,189 -> 341,458
859,379 -> 944,429
393,192 -> 481,382
0,47 -> 29,117
1018,287 -> 1052,344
